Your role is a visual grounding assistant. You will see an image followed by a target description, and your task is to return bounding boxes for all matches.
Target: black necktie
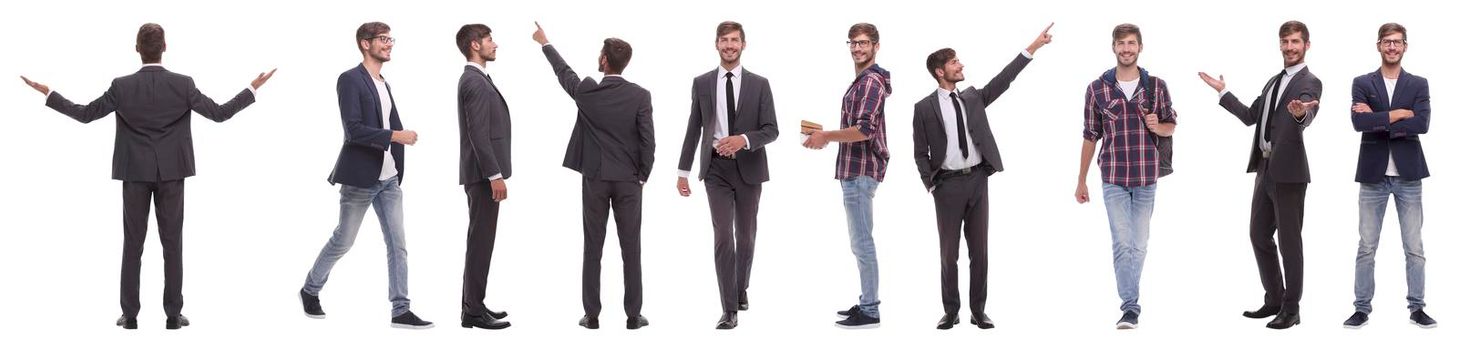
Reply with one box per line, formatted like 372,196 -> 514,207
1263,71 -> 1284,144
950,92 -> 969,160
725,72 -> 737,133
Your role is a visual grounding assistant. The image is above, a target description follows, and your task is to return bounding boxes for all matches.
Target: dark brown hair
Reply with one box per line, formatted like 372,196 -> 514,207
848,22 -> 879,42
1378,22 -> 1406,41
1112,23 -> 1141,44
356,22 -> 391,52
717,21 -> 744,42
137,23 -> 165,64
1279,20 -> 1309,42
456,24 -> 492,59
601,38 -> 633,74
925,48 -> 956,80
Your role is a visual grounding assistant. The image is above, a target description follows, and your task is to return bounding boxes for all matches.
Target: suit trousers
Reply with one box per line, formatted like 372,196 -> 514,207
931,168 -> 990,315
461,180 -> 501,316
581,177 -> 644,318
705,157 -> 761,314
1251,159 -> 1307,313
120,179 -> 185,318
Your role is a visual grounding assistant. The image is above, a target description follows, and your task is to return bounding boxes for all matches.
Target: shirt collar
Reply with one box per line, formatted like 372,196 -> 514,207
1284,63 -> 1306,77
717,65 -> 743,79
142,63 -> 164,68
465,62 -> 487,77
936,87 -> 957,99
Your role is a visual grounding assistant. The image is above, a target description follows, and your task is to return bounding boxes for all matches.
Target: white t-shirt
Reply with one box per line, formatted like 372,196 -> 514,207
1118,79 -> 1139,102
374,78 -> 399,181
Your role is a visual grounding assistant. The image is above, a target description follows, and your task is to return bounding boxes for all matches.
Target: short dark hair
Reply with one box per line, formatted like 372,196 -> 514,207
137,23 -> 165,64
925,48 -> 956,80
601,38 -> 633,74
717,21 -> 744,42
848,22 -> 879,42
356,22 -> 391,52
1279,20 -> 1309,42
456,24 -> 493,59
1112,23 -> 1141,44
1378,22 -> 1407,41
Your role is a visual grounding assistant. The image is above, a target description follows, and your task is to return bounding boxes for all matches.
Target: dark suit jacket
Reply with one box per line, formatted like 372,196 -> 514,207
328,64 -> 406,188
1219,66 -> 1322,183
45,65 -> 255,182
911,54 -> 1031,190
676,68 -> 779,184
1351,69 -> 1430,183
542,45 -> 655,183
458,65 -> 513,185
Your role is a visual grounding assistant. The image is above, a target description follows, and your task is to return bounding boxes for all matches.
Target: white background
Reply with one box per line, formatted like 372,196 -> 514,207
2,0 -> 1453,348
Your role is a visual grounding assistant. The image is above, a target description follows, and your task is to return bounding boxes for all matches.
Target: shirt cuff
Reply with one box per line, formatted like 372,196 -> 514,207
677,170 -> 691,178
1021,50 -> 1033,59
741,135 -> 752,149
488,173 -> 503,181
1218,89 -> 1229,99
247,86 -> 257,99
542,43 -> 552,48
928,185 -> 936,193
44,90 -> 53,100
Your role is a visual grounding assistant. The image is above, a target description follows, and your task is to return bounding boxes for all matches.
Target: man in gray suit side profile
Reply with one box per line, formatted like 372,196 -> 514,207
455,23 -> 512,330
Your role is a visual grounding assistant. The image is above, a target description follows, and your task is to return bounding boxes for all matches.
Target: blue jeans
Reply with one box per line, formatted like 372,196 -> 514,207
841,176 -> 881,318
303,177 -> 412,317
1354,177 -> 1426,314
1102,183 -> 1157,314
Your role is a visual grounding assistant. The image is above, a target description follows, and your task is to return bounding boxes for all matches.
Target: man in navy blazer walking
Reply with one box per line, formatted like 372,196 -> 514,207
1343,22 -> 1436,330
298,21 -> 433,329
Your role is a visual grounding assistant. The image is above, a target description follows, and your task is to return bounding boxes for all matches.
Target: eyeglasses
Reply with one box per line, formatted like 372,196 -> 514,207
369,36 -> 396,45
1378,39 -> 1406,47
846,40 -> 876,49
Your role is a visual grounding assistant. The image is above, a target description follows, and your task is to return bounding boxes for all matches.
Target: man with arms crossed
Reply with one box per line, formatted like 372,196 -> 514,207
1343,22 -> 1436,329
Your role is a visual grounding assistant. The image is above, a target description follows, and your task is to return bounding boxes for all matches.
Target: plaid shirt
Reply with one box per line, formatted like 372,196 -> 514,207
1082,68 -> 1177,187
836,64 -> 892,181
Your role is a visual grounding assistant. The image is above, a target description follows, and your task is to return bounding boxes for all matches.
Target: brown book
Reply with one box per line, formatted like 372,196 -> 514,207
800,120 -> 823,135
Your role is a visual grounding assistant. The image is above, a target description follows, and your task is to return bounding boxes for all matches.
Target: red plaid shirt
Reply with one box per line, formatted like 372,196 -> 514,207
836,64 -> 892,181
1082,68 -> 1177,187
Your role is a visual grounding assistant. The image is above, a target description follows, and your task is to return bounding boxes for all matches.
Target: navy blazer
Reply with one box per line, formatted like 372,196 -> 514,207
1351,69 -> 1430,183
328,64 -> 406,188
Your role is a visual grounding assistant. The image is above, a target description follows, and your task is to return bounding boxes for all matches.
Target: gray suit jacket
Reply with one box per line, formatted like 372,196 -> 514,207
543,44 -> 655,183
1219,66 -> 1322,183
676,68 -> 779,184
911,54 -> 1031,190
458,65 -> 512,185
45,65 -> 255,182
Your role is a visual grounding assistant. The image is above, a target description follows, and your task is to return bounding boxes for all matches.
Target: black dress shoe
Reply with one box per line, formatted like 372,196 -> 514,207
738,302 -> 749,311
936,314 -> 959,330
1266,313 -> 1300,329
969,312 -> 995,329
165,315 -> 190,330
300,289 -> 325,319
482,307 -> 508,319
461,312 -> 511,330
116,316 -> 137,329
627,315 -> 650,330
716,313 -> 738,330
1243,305 -> 1280,319
578,315 -> 599,329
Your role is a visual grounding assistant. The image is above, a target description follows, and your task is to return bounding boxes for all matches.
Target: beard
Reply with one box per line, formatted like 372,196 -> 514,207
370,50 -> 391,63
